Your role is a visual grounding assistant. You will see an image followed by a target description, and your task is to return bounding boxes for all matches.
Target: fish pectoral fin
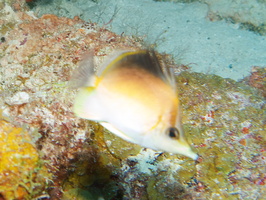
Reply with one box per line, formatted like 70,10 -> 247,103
73,87 -> 104,121
69,51 -> 96,88
100,122 -> 137,144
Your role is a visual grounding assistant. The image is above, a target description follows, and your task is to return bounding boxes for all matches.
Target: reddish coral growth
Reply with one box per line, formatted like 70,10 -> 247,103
239,138 -> 246,146
241,127 -> 249,134
242,66 -> 266,98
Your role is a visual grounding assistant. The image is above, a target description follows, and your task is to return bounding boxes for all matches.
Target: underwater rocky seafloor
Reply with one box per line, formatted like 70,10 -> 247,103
154,0 -> 266,36
0,4 -> 265,200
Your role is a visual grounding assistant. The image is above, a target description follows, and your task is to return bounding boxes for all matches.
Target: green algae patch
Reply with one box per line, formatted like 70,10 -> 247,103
0,22 -> 16,35
147,175 -> 189,200
62,188 -> 96,200
102,130 -> 142,160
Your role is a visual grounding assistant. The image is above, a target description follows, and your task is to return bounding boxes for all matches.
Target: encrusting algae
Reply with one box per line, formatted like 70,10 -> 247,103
0,2 -> 265,200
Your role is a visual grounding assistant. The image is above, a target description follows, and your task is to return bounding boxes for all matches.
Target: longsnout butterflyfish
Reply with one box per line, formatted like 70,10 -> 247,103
71,49 -> 197,160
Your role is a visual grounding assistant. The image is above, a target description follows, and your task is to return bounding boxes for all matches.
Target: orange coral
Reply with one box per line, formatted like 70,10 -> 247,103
0,117 -> 49,199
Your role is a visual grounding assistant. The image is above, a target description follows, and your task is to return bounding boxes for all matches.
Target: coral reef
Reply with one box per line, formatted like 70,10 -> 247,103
176,71 -> 265,199
0,3 -> 265,200
0,111 -> 50,200
240,66 -> 266,98
0,0 -> 29,11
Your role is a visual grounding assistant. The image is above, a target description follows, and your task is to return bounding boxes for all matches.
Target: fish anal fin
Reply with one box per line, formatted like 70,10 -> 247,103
100,122 -> 137,144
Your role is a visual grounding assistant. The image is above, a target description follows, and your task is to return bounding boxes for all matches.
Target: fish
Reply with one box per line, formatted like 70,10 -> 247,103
71,49 -> 198,160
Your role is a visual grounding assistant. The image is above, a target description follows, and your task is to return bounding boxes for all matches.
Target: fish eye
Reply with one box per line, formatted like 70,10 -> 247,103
167,127 -> 180,139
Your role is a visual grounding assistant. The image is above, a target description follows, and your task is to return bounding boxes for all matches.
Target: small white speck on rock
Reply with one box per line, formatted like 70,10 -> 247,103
5,91 -> 30,105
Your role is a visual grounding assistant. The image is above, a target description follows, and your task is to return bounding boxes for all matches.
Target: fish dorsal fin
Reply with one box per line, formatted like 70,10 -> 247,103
99,50 -> 176,89
70,50 -> 176,90
69,51 -> 96,88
